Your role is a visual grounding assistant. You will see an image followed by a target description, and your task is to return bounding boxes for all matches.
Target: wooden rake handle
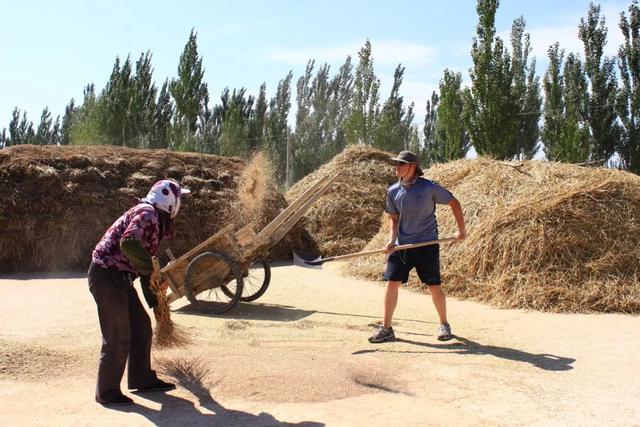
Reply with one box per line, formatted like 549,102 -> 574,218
306,237 -> 457,266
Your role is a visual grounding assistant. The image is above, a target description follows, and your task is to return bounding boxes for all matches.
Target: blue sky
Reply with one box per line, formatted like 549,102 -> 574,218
0,0 -> 630,131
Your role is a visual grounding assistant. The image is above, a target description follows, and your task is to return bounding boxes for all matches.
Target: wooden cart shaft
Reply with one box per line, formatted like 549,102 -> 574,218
161,172 -> 340,305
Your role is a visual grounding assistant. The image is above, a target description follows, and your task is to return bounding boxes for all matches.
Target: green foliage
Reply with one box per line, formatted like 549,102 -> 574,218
150,80 -> 173,149
129,51 -> 157,148
511,17 -> 542,159
218,88 -> 254,157
70,84 -> 107,145
465,0 -> 519,159
170,29 -> 208,135
426,70 -> 470,164
542,45 -> 590,162
578,3 -> 619,163
7,107 -> 36,146
616,0 -> 640,173
265,71 -> 293,185
373,64 -> 414,153
60,99 -> 75,146
99,55 -> 135,146
465,1 -> 541,160
35,107 -> 54,145
247,83 -> 268,152
344,40 -> 380,146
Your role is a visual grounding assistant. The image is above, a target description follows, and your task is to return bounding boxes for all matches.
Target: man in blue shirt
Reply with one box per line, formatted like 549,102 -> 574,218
369,151 -> 467,343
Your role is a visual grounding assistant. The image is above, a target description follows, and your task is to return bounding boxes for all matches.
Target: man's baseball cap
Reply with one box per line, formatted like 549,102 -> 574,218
389,150 -> 423,176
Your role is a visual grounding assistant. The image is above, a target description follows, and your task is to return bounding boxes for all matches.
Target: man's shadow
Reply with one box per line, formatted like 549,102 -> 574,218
354,335 -> 575,371
109,357 -> 324,426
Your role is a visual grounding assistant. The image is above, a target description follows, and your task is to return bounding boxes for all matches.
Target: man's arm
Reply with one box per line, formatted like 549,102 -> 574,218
385,213 -> 400,253
447,197 -> 467,241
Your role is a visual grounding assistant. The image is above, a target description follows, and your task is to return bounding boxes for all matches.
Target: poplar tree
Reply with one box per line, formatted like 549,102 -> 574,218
100,56 -> 134,146
170,29 -> 208,136
70,83 -> 106,145
326,56 -> 354,158
51,116 -> 61,146
542,43 -> 565,159
265,71 -> 293,186
247,83 -> 268,152
7,108 -> 20,146
130,51 -> 157,148
35,107 -> 53,145
421,91 -> 439,164
578,3 -> 619,163
428,70 -> 470,163
151,80 -> 173,149
374,64 -> 413,153
292,61 -> 338,181
292,61 -> 316,181
617,0 -> 640,173
464,0 -> 519,159
511,17 -> 542,159
344,40 -> 380,145
60,99 -> 75,146
219,88 -> 254,157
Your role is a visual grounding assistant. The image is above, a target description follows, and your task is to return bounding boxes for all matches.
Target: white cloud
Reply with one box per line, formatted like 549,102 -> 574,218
266,40 -> 436,66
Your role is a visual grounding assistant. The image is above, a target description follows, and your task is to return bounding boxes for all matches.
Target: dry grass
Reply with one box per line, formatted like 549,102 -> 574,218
156,356 -> 217,402
0,145 -> 313,273
347,157 -> 640,313
286,145 -> 396,256
0,339 -> 75,380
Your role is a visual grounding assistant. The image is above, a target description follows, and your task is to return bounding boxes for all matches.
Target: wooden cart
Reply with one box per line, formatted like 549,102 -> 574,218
158,173 -> 339,314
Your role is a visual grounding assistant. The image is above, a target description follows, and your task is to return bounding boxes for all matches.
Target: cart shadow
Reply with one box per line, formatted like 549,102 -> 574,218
175,302 -> 317,322
111,391 -> 323,426
353,335 -> 575,371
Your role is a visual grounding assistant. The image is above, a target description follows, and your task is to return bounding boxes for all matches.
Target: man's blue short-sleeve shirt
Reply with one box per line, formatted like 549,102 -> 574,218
385,178 -> 453,244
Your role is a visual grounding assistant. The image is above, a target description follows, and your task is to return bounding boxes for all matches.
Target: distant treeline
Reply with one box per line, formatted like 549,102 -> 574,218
3,0 -> 640,185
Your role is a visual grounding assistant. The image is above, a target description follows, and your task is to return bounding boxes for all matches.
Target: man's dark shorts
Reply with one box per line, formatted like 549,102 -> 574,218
384,244 -> 441,285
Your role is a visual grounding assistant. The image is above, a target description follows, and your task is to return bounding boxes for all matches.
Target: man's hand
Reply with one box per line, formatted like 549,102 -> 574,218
455,228 -> 467,242
384,240 -> 397,254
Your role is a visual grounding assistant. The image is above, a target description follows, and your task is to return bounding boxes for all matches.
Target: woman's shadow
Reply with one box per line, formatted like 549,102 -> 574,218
113,357 -> 324,426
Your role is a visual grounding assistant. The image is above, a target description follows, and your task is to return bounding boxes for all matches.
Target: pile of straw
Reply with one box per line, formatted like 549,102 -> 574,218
0,145 -> 311,273
348,157 -> 640,313
285,145 -> 396,256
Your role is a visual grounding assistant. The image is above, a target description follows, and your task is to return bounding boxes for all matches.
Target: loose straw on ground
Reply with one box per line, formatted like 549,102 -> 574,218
151,257 -> 191,348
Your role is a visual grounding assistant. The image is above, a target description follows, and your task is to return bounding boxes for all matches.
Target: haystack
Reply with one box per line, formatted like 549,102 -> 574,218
0,145 -> 312,273
285,145 -> 397,256
348,157 -> 640,313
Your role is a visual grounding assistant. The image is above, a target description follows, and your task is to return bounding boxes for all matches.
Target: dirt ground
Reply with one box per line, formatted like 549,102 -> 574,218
1,262 -> 639,426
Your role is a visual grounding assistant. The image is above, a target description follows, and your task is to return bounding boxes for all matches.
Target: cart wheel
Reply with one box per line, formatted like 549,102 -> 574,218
184,251 -> 244,314
222,257 -> 271,302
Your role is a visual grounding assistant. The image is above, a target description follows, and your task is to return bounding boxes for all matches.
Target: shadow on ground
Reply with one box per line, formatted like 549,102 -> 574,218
353,335 -> 575,371
111,392 -> 323,427
108,356 -> 324,427
175,302 -> 317,322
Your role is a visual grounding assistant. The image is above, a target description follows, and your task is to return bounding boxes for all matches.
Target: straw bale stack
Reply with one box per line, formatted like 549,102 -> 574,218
0,145 -> 311,273
285,145 -> 397,256
348,157 -> 640,313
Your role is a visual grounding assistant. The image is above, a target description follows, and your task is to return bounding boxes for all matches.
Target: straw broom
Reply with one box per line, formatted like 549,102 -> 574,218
151,257 -> 190,348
